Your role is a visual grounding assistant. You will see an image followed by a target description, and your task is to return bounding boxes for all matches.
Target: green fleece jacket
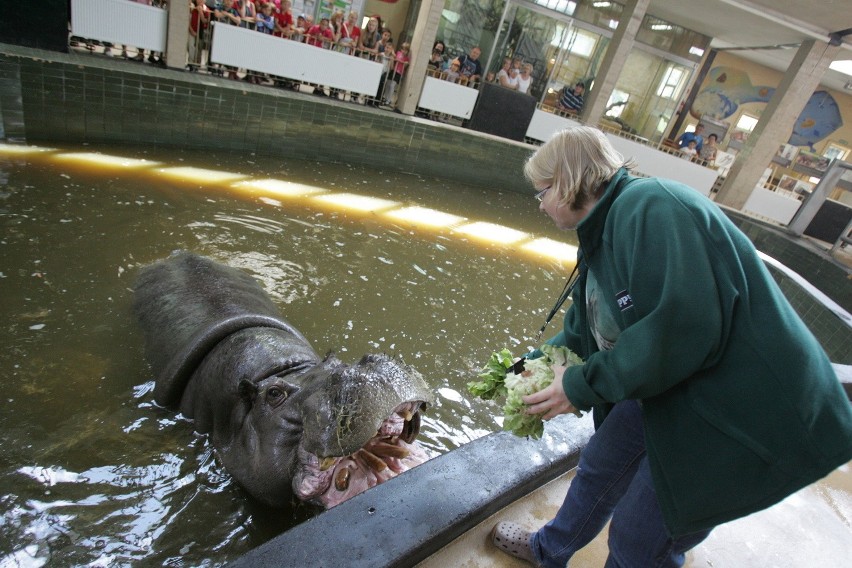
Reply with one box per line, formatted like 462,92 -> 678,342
540,168 -> 852,536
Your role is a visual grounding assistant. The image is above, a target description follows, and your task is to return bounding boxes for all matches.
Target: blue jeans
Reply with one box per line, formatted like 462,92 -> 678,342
530,400 -> 711,567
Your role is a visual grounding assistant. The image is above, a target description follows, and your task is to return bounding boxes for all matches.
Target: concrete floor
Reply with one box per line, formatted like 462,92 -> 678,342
417,461 -> 852,567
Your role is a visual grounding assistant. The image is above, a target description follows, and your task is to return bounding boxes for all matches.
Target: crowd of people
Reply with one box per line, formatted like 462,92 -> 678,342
186,0 -> 410,106
70,0 -> 592,118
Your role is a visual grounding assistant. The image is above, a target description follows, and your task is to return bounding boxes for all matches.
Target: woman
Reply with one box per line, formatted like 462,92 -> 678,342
358,17 -> 381,59
495,57 -> 517,90
428,40 -> 447,73
698,132 -> 718,164
489,126 -> 852,567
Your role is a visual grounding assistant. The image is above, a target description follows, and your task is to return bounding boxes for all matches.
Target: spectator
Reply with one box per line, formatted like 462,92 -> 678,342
255,2 -> 275,34
358,17 -> 381,59
517,63 -> 533,94
384,41 -> 410,107
558,81 -> 585,114
699,133 -> 718,164
443,59 -> 461,83
307,16 -> 334,49
678,123 -> 705,153
453,46 -> 483,84
273,0 -> 293,38
378,28 -> 393,54
496,57 -> 517,90
240,0 -> 257,30
329,10 -> 344,47
679,139 -> 698,160
338,10 -> 361,55
428,40 -> 447,73
444,59 -> 460,83
187,0 -> 210,70
291,13 -> 308,42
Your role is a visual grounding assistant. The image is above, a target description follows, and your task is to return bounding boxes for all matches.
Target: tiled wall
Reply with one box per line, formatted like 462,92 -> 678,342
1,46 -> 533,193
2,44 -> 849,358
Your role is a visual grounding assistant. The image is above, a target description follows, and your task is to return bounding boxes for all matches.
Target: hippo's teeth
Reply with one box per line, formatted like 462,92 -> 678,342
400,411 -> 421,444
398,409 -> 414,421
357,449 -> 389,472
370,441 -> 411,459
334,466 -> 351,491
320,457 -> 337,471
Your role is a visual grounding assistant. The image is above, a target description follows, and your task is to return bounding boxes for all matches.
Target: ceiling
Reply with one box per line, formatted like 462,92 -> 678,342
645,0 -> 852,93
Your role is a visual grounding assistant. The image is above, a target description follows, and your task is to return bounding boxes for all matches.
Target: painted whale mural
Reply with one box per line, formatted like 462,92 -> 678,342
690,66 -> 843,149
133,251 -> 433,509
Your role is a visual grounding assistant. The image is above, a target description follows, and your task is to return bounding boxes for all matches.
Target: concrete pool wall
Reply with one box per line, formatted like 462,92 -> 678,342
2,42 -> 850,568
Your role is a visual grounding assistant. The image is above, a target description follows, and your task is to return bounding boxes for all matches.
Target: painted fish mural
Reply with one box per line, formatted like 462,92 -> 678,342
690,66 -> 844,149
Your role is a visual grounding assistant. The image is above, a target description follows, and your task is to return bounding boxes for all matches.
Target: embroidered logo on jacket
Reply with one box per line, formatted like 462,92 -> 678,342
616,290 -> 633,311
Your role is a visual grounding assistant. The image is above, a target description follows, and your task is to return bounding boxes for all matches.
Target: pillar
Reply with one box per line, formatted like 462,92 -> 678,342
581,0 -> 649,126
165,1 -> 190,70
397,0 -> 444,116
715,39 -> 841,210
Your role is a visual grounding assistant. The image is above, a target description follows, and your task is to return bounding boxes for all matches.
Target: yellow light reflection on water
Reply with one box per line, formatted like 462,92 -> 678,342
453,221 -> 528,244
521,238 -> 578,261
156,166 -> 248,185
54,152 -> 161,169
232,178 -> 327,198
311,192 -> 399,212
384,206 -> 466,228
0,143 -> 55,155
15,145 -> 580,265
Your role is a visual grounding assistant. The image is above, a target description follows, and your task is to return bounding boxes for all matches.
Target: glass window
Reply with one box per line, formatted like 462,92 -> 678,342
656,64 -> 686,100
736,114 -> 759,132
605,89 -> 629,118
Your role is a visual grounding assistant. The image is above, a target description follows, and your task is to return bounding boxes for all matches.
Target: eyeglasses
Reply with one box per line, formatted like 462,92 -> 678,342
534,186 -> 550,202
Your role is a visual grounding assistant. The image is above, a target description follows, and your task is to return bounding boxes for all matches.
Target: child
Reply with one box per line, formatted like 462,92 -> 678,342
444,59 -> 461,83
256,2 -> 275,34
680,139 -> 698,160
384,42 -> 410,107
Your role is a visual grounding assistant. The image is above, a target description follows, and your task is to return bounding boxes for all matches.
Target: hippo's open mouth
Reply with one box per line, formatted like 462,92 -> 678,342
292,400 -> 430,508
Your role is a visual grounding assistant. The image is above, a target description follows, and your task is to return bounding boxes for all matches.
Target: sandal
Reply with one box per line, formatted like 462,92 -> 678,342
491,521 -> 539,566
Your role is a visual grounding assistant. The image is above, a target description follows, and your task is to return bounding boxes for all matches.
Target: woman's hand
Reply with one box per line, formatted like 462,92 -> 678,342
522,364 -> 580,419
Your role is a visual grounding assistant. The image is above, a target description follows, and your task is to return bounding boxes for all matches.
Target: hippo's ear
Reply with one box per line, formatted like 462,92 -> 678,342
238,379 -> 259,408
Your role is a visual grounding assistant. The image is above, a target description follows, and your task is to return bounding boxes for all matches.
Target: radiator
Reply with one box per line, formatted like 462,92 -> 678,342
71,0 -> 168,52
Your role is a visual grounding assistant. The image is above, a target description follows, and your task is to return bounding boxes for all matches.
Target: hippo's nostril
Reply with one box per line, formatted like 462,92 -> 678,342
400,411 -> 421,444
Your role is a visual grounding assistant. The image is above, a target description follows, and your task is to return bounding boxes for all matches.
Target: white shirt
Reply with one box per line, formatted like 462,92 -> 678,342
516,74 -> 532,94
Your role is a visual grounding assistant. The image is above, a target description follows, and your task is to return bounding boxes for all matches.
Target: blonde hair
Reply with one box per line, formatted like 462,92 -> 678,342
524,126 -> 635,210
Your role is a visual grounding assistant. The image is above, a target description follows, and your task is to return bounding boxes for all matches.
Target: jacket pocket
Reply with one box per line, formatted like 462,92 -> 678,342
688,394 -> 777,466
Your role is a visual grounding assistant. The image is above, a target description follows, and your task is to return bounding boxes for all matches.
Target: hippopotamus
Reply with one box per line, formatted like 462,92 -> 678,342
132,251 -> 433,508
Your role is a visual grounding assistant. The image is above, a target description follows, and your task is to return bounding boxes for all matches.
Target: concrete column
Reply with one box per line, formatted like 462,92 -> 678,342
715,39 -> 841,210
581,0 -> 649,126
165,1 -> 190,70
397,0 -> 444,116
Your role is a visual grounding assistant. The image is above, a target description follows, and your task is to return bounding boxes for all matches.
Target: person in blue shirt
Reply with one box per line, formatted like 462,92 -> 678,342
677,123 -> 705,152
558,81 -> 585,114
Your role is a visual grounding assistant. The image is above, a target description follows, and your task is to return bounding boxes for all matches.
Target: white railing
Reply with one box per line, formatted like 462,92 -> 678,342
209,23 -> 383,96
70,0 -> 167,52
417,76 -> 480,120
525,108 -> 719,197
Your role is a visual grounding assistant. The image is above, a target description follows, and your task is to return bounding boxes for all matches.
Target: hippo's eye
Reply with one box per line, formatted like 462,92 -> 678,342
266,387 -> 288,406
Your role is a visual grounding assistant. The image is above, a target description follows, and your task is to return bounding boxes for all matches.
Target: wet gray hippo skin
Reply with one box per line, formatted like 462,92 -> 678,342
133,251 -> 433,508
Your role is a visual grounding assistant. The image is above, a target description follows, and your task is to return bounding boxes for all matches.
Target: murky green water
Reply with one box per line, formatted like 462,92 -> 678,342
0,144 -> 578,566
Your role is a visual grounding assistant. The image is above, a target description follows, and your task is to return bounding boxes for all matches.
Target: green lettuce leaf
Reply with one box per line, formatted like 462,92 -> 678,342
468,345 -> 583,439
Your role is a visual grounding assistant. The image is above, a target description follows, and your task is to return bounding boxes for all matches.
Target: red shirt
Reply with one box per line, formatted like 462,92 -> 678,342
273,10 -> 293,37
306,25 -> 334,48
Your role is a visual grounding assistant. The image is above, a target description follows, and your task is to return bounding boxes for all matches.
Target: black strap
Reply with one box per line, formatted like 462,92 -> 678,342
536,260 -> 582,340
